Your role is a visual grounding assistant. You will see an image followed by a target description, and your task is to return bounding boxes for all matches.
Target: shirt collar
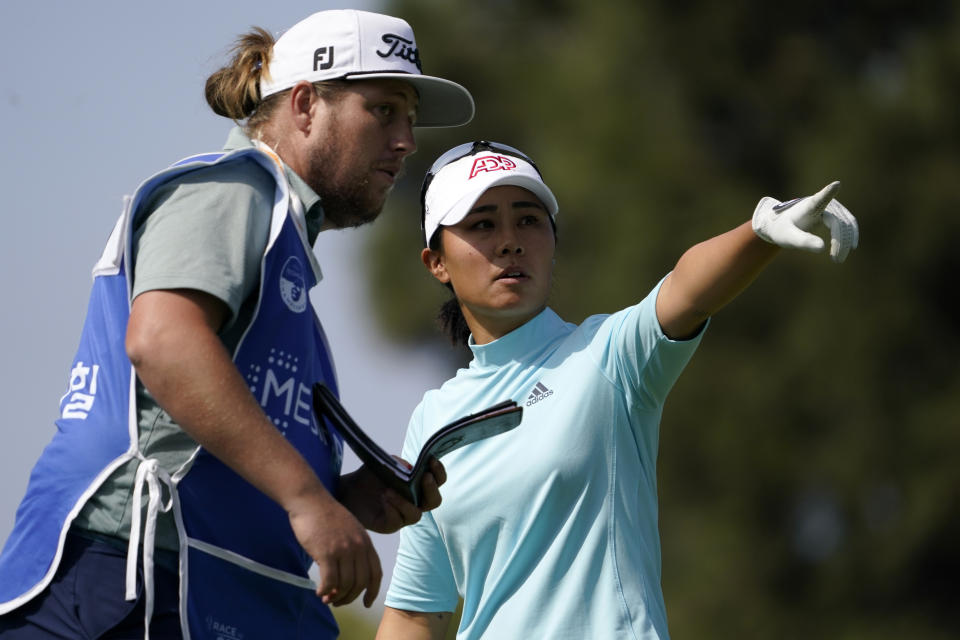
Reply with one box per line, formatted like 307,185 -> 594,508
468,307 -> 569,368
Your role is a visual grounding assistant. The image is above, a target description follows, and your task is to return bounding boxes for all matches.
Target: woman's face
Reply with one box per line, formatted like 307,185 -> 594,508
423,185 -> 556,344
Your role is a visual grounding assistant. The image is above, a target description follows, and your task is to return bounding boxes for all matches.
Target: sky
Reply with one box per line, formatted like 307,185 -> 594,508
0,0 -> 455,615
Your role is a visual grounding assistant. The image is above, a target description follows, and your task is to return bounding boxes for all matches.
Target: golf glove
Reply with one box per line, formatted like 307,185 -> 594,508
752,181 -> 859,263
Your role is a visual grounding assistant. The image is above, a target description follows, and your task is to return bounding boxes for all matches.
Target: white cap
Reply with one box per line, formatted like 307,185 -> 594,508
423,151 -> 559,246
259,10 -> 474,127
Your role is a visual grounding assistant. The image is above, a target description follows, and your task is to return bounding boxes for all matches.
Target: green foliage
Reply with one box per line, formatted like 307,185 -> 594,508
369,0 -> 960,637
331,605 -> 378,639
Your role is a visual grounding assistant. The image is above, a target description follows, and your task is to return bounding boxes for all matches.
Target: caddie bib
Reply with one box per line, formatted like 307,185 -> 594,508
0,146 -> 344,640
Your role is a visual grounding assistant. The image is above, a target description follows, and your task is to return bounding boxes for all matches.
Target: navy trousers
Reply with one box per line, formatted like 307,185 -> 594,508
0,532 -> 181,639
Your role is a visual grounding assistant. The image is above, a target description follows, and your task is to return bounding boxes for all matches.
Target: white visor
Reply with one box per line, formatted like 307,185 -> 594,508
423,152 -> 559,246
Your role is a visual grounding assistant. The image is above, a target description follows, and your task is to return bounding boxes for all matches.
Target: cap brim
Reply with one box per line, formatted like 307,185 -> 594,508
346,72 -> 475,127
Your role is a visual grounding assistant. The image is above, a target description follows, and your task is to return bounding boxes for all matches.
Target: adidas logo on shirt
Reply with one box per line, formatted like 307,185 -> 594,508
525,381 -> 554,407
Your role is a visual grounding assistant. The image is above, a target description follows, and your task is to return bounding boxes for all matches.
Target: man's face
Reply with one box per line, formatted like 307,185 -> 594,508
304,79 -> 419,228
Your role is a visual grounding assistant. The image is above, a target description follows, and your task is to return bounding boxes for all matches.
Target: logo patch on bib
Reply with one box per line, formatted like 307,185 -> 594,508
279,256 -> 308,313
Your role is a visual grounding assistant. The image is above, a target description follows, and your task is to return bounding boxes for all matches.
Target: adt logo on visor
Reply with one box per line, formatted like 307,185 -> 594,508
469,155 -> 518,179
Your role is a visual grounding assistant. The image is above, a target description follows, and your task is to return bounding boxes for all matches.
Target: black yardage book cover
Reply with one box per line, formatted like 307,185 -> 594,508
312,383 -> 523,506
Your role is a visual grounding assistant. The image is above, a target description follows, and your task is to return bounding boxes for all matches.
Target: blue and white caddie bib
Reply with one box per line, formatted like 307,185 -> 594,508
0,146 -> 344,639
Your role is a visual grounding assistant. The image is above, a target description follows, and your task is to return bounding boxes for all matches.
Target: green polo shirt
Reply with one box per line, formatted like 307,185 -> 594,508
73,128 -> 325,553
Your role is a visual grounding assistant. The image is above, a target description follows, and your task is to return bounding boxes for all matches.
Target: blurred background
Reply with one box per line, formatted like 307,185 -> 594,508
2,1 -> 958,638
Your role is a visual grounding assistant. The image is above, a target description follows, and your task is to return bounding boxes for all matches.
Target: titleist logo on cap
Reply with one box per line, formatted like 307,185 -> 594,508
312,33 -> 422,73
377,34 -> 422,70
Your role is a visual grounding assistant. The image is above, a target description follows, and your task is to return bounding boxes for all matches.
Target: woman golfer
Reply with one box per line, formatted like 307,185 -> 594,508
377,141 -> 858,639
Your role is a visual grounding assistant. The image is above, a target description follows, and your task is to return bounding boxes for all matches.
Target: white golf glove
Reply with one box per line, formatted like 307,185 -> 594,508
752,181 -> 859,263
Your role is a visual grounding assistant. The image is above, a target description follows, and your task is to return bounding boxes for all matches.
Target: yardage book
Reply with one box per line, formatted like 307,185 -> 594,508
312,383 -> 523,506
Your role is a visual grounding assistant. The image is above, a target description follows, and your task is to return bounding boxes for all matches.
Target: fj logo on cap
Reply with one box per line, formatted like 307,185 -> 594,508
377,33 -> 422,70
314,47 -> 334,71
469,155 -> 518,179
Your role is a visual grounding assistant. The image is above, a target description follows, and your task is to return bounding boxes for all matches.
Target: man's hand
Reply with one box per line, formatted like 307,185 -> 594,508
339,458 -> 447,534
128,289 -> 383,608
752,181 -> 859,263
287,489 -> 382,608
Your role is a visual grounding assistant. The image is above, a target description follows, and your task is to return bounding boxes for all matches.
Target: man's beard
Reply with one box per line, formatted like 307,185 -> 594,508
306,132 -> 389,229
319,176 -> 384,229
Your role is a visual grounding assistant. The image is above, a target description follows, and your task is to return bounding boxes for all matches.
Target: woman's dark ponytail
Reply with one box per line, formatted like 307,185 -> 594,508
437,291 -> 471,347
